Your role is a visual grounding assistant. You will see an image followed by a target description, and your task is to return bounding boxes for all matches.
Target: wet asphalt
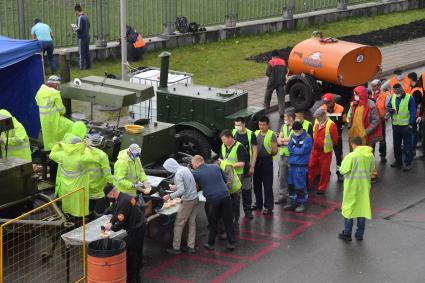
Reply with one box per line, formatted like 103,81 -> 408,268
141,106 -> 425,283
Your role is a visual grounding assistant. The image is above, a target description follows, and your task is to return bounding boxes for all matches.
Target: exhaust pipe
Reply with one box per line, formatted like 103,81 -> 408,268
159,51 -> 171,88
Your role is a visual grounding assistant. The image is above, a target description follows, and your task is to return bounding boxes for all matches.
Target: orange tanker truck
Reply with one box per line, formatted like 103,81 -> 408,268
286,32 -> 382,110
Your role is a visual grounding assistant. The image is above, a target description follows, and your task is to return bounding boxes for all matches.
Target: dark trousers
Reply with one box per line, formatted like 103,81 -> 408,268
378,119 -> 387,158
240,176 -> 253,213
40,41 -> 57,72
126,224 -> 145,283
264,83 -> 285,116
334,133 -> 343,172
253,156 -> 274,210
230,191 -> 241,224
412,123 -> 418,155
393,125 -> 413,166
77,37 -> 91,70
343,217 -> 366,238
205,197 -> 235,245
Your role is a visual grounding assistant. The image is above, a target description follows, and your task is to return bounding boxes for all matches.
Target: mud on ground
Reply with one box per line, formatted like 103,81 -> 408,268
247,19 -> 425,63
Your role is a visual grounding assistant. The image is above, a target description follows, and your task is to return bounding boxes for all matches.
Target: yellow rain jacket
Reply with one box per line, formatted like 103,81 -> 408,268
113,149 -> 147,196
0,109 -> 32,161
340,146 -> 375,220
35,84 -> 74,151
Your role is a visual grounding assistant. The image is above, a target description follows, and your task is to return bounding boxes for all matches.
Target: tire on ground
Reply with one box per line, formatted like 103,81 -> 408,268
288,81 -> 314,111
176,129 -> 211,159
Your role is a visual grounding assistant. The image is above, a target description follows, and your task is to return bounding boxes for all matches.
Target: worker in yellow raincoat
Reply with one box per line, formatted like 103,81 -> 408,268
113,144 -> 147,196
85,132 -> 113,215
338,136 -> 376,242
35,75 -> 73,151
0,109 -> 32,161
50,122 -> 91,217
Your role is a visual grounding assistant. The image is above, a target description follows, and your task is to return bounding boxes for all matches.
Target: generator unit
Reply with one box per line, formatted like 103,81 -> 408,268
155,52 -> 265,157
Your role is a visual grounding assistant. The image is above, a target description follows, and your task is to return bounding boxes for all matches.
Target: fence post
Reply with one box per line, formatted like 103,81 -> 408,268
96,0 -> 107,47
283,0 -> 295,19
336,0 -> 348,10
18,0 -> 26,39
225,0 -> 237,27
162,0 -> 177,35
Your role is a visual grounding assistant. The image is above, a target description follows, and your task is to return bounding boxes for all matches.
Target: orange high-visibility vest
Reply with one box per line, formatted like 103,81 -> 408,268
411,87 -> 424,118
133,34 -> 145,48
390,76 -> 411,94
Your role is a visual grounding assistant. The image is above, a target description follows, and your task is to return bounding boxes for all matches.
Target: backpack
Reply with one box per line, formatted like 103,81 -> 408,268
188,22 -> 199,33
175,17 -> 189,33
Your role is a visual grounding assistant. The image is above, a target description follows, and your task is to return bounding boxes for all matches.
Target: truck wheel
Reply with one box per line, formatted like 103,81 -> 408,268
176,129 -> 211,159
289,82 -> 314,111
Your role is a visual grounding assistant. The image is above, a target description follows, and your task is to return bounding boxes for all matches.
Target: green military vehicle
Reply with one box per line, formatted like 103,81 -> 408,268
154,52 -> 265,158
59,76 -> 176,167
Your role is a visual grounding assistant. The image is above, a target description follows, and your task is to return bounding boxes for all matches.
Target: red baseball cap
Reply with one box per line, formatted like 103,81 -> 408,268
322,93 -> 334,102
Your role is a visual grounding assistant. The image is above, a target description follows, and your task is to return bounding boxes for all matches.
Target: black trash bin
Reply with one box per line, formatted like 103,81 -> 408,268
87,238 -> 127,283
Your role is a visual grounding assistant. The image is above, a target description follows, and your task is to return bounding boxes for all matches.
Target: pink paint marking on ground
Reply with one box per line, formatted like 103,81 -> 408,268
204,235 -> 280,261
238,217 -> 314,240
145,254 -> 246,283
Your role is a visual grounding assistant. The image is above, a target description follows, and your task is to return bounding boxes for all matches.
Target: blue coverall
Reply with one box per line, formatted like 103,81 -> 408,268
288,131 -> 313,205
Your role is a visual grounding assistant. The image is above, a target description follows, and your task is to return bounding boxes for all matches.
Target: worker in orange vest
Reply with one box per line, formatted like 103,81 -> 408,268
370,79 -> 391,163
381,69 -> 411,94
308,108 -> 339,195
126,25 -> 146,61
407,72 -> 424,157
320,93 -> 345,182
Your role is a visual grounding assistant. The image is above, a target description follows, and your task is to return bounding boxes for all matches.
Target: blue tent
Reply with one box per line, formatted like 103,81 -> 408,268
0,36 -> 43,138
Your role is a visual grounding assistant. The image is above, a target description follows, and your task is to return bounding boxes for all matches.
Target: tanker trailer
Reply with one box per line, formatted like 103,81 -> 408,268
286,32 -> 382,110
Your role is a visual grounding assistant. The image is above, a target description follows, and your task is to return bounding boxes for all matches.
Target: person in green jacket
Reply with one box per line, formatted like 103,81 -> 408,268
0,109 -> 32,161
35,75 -> 73,151
113,144 -> 148,196
85,134 -> 113,215
338,136 -> 376,241
49,122 -> 91,218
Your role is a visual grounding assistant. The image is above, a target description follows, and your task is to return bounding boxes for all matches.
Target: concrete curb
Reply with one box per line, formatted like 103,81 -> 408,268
378,60 -> 425,78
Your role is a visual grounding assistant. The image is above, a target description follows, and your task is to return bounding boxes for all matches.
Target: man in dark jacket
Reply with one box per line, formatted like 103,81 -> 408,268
104,184 -> 145,283
73,4 -> 91,70
264,50 -> 287,117
191,155 -> 236,251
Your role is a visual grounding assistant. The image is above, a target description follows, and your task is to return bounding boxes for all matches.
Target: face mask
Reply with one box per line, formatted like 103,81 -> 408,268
283,120 -> 288,125
130,152 -> 140,160
396,75 -> 403,81
354,95 -> 360,101
295,118 -> 301,122
293,131 -> 302,136
396,93 -> 402,98
235,125 -> 243,132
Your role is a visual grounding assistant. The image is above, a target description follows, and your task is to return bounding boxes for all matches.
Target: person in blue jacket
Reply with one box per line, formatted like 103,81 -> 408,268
283,121 -> 313,213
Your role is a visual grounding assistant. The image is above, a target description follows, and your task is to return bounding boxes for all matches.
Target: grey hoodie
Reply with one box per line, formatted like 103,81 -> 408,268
163,158 -> 198,201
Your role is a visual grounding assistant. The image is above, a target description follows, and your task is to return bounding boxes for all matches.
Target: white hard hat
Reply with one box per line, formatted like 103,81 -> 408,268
129,144 -> 141,154
370,79 -> 381,86
47,75 -> 61,84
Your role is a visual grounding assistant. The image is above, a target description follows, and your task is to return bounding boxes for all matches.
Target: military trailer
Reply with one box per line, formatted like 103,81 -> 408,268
154,52 -> 265,158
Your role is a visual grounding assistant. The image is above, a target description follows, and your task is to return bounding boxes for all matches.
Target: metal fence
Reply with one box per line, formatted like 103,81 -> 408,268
0,188 -> 86,283
0,0 -> 377,47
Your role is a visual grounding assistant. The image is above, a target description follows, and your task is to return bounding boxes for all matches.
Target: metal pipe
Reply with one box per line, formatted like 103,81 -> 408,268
159,51 -> 171,89
120,0 -> 127,80
0,219 -> 65,227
